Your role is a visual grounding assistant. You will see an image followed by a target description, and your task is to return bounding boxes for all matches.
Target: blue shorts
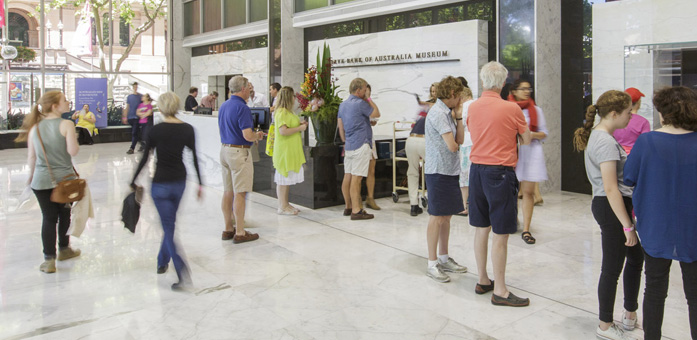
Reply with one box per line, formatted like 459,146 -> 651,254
468,163 -> 519,234
425,174 -> 464,216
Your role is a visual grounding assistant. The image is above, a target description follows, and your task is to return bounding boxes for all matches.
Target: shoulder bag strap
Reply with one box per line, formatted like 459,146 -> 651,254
35,123 -> 58,186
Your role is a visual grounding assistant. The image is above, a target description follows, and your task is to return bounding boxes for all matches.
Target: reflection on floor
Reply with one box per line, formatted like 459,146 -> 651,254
0,142 -> 689,339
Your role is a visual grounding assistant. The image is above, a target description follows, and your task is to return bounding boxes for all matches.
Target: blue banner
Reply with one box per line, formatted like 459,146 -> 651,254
75,78 -> 108,128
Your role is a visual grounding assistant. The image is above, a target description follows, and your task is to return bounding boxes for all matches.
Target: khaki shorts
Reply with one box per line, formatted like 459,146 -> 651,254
220,146 -> 253,193
344,143 -> 372,177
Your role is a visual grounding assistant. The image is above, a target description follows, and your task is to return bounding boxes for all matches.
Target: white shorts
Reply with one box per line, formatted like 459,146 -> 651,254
344,143 -> 372,177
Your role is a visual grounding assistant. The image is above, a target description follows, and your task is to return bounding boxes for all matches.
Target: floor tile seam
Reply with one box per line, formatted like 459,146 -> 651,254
245,195 -> 629,326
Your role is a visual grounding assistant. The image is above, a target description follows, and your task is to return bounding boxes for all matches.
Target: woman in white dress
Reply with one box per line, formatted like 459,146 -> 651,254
508,79 -> 548,244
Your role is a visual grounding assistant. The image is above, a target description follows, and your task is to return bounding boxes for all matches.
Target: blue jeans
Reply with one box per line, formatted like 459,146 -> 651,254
151,181 -> 190,282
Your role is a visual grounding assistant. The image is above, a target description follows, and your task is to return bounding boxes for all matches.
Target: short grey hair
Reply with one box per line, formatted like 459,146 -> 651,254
229,76 -> 249,94
158,92 -> 181,117
480,61 -> 508,90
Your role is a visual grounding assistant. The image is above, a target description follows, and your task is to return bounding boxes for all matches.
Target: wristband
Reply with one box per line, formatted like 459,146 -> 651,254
366,98 -> 372,102
623,226 -> 634,232
455,118 -> 463,121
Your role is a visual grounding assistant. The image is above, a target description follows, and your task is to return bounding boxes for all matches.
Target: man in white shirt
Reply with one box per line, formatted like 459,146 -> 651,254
247,83 -> 267,108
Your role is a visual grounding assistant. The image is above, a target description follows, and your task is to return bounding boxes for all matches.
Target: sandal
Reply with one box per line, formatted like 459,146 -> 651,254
521,231 -> 536,244
456,203 -> 469,216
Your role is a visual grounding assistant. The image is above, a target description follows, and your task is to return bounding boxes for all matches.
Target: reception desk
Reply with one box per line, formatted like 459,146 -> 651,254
177,112 -> 407,209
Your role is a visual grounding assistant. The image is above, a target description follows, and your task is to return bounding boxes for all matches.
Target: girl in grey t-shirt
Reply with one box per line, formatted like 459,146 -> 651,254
573,90 -> 643,340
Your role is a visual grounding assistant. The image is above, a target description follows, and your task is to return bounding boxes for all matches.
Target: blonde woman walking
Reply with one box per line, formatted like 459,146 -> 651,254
16,91 -> 81,273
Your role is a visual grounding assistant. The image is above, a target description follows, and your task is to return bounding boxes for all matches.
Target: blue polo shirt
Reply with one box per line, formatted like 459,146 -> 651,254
338,94 -> 373,151
218,95 -> 254,145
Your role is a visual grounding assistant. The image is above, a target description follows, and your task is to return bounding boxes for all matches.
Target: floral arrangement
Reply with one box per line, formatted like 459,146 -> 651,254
296,43 -> 342,144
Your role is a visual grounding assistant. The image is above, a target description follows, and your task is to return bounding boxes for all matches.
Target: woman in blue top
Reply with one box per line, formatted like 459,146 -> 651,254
624,86 -> 697,340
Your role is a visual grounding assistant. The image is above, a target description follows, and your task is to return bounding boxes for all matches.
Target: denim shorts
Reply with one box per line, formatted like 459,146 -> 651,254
468,163 -> 519,234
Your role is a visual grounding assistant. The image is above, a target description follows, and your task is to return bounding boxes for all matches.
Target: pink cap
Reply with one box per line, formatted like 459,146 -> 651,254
625,87 -> 645,104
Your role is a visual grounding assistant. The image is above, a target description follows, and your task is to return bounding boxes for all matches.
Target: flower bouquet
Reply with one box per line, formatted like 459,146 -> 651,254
296,43 -> 342,145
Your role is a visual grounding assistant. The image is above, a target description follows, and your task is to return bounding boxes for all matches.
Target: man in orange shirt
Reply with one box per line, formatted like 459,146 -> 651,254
467,61 -> 532,307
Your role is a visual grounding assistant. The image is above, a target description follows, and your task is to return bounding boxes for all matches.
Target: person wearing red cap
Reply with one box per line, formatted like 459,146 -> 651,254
613,87 -> 650,154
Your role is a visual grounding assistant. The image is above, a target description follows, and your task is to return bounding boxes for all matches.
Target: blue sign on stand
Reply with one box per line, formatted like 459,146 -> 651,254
75,78 -> 108,128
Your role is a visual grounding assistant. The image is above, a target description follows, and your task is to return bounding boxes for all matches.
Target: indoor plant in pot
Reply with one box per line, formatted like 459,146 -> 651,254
296,43 -> 342,145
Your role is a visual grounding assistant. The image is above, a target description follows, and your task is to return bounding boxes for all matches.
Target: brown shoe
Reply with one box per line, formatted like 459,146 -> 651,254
491,292 -> 530,307
350,209 -> 374,220
365,198 -> 381,210
221,229 -> 236,240
233,231 -> 259,244
343,208 -> 352,216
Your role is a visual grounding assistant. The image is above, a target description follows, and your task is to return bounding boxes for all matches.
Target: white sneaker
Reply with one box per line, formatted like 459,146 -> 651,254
596,324 -> 632,340
622,311 -> 637,331
426,265 -> 450,283
437,257 -> 468,273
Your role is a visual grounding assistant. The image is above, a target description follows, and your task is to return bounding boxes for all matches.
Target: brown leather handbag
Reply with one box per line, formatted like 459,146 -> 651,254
36,125 -> 86,203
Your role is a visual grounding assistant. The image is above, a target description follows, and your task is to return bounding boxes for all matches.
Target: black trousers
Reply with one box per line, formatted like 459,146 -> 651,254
76,127 -> 93,145
139,122 -> 152,149
643,251 -> 697,340
33,189 -> 71,259
128,118 -> 141,150
591,196 -> 644,323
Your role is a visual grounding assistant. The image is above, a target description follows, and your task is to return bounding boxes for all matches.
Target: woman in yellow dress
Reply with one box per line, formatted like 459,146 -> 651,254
72,104 -> 97,145
272,86 -> 308,215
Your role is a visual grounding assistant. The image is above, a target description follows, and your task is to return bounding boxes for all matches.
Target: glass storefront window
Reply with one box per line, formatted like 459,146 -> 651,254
385,14 -> 405,31
408,10 -> 432,28
437,5 -> 464,24
185,0 -> 201,36
1,0 -> 169,131
225,0 -> 247,27
295,0 -> 328,13
335,0 -> 356,3
250,0 -> 268,22
203,0 -> 222,32
499,0 -> 535,84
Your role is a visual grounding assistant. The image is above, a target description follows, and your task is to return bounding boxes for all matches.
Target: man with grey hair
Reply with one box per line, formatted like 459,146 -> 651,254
467,61 -> 532,307
218,76 -> 264,244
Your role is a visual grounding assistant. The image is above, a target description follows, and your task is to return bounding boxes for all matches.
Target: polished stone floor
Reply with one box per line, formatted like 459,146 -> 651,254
0,142 -> 691,339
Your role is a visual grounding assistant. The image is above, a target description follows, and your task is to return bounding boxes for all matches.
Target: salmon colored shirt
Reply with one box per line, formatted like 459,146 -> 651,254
467,91 -> 528,167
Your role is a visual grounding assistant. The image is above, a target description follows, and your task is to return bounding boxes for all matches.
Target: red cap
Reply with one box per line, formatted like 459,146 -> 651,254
625,87 -> 645,103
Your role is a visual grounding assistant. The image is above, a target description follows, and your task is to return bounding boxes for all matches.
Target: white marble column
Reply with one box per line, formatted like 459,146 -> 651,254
535,0 -> 562,192
280,0 -> 305,89
171,0 -> 192,107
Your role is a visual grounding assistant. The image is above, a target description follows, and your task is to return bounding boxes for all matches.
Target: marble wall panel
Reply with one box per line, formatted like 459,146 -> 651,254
307,20 -> 487,136
172,0 -> 192,106
535,0 -> 562,192
190,48 -> 269,102
281,0 -> 306,90
593,0 -> 697,127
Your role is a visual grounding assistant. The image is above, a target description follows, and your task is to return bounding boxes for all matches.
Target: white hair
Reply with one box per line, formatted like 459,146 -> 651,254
480,61 -> 508,90
229,76 -> 248,94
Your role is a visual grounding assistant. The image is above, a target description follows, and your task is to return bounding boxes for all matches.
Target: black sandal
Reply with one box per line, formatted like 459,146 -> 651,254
521,231 -> 536,244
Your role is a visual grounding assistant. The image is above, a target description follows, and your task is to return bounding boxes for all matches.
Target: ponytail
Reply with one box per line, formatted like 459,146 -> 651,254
573,90 -> 631,152
573,105 -> 598,151
14,90 -> 64,142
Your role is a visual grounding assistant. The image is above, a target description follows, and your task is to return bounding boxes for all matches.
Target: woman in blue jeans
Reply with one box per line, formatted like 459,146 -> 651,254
132,92 -> 202,290
624,86 -> 697,340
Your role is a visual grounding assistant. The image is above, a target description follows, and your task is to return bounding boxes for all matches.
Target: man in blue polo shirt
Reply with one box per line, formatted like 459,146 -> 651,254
121,82 -> 142,154
218,76 -> 264,244
338,78 -> 381,220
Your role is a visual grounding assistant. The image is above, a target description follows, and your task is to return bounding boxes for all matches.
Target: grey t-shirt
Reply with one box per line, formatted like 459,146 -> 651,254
584,129 -> 633,197
425,99 -> 459,176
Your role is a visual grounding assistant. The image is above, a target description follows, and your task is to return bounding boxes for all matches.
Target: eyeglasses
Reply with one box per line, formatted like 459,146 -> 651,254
516,87 -> 533,92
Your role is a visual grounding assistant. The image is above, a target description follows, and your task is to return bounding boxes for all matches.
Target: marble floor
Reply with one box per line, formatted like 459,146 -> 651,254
0,142 -> 691,340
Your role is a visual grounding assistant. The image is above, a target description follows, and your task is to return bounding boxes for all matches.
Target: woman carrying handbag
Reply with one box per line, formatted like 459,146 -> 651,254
15,91 -> 82,274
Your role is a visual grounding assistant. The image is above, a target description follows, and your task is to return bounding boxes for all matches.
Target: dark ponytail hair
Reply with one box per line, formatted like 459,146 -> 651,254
573,90 -> 631,151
